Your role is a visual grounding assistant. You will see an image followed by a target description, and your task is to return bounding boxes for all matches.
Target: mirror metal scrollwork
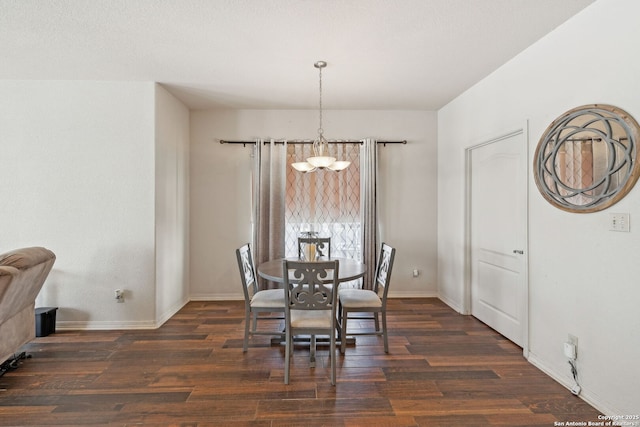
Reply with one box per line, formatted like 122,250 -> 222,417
534,104 -> 640,213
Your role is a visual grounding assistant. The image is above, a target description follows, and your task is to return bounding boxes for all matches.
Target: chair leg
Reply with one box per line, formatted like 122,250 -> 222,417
374,311 -> 380,332
252,312 -> 258,332
340,306 -> 348,354
382,310 -> 389,353
330,329 -> 336,386
310,335 -> 316,368
284,329 -> 291,384
243,310 -> 251,352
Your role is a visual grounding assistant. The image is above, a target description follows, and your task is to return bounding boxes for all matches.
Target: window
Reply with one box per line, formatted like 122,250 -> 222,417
284,143 -> 361,259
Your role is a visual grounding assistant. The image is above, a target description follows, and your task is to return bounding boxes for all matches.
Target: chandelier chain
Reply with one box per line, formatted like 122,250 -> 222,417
290,60 -> 351,173
318,64 -> 323,137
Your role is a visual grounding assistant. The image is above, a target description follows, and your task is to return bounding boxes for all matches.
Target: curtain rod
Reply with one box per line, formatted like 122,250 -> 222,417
219,139 -> 407,147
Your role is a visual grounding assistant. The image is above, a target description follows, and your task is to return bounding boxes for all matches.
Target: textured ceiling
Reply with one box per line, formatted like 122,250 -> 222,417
0,0 -> 595,110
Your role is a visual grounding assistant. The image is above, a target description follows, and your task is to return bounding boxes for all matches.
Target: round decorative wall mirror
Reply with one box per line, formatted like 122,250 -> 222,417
534,104 -> 640,213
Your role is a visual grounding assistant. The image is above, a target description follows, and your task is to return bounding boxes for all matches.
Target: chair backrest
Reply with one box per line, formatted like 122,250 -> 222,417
374,243 -> 396,300
235,243 -> 257,302
297,237 -> 332,259
283,260 -> 339,312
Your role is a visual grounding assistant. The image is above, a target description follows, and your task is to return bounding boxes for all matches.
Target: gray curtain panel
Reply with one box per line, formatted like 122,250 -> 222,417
360,138 -> 379,290
253,139 -> 287,289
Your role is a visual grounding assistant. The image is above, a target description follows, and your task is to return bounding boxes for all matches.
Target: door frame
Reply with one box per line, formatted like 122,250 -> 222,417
463,123 -> 530,358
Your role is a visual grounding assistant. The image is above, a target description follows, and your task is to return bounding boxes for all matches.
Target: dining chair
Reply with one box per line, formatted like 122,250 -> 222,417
297,236 -> 331,259
338,243 -> 396,354
282,259 -> 339,385
235,243 -> 285,352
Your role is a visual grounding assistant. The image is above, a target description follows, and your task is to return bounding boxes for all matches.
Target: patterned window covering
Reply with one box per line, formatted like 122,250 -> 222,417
285,143 -> 361,261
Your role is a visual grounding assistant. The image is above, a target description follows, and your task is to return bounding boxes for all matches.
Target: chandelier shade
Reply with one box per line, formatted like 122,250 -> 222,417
307,156 -> 336,169
291,61 -> 351,173
290,161 -> 316,173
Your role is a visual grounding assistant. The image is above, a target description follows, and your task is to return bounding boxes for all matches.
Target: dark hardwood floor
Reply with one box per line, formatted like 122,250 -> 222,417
0,298 -> 601,426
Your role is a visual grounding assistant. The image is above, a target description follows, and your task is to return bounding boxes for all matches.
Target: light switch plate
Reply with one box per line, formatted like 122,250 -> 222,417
609,213 -> 630,232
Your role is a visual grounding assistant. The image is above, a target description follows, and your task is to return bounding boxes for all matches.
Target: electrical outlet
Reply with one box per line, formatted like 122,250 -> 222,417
115,289 -> 124,303
412,269 -> 420,277
566,334 -> 578,359
564,342 -> 577,359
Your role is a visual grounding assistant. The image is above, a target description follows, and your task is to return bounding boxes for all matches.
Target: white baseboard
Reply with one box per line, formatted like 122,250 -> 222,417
56,320 -> 158,330
189,294 -> 243,301
55,299 -> 189,330
156,298 -> 190,327
438,293 -> 463,314
388,291 -> 438,298
527,352 -> 617,416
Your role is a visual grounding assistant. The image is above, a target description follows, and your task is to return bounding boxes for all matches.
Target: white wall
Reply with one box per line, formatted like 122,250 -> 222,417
155,84 -> 190,325
438,0 -> 639,415
189,109 -> 437,300
0,80 -> 173,329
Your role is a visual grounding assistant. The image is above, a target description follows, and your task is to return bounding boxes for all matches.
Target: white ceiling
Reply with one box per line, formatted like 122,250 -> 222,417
1,0 -> 595,110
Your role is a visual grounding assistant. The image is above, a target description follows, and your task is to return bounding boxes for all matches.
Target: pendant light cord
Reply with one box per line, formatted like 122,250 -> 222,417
318,63 -> 323,138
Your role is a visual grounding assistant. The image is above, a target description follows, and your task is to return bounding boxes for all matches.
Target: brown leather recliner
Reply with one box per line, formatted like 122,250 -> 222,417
0,247 -> 56,364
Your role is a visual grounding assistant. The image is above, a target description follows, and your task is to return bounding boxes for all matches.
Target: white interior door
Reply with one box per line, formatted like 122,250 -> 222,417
468,129 -> 528,348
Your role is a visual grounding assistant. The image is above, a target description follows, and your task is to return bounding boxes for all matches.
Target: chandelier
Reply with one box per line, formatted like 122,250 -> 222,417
291,61 -> 351,173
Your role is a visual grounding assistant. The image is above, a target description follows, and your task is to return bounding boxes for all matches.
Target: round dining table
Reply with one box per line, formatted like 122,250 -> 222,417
256,256 -> 366,360
257,257 -> 366,284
